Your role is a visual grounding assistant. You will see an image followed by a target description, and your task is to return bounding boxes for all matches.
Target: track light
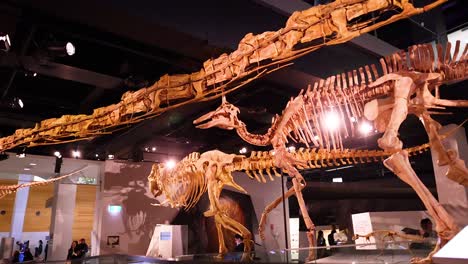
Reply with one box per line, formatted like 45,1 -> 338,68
72,150 -> 81,158
239,147 -> 247,154
54,151 -> 61,158
47,41 -> 75,57
16,148 -> 26,158
0,33 -> 11,52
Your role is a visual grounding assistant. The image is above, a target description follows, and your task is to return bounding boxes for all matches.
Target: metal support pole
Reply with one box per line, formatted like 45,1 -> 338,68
280,169 -> 289,263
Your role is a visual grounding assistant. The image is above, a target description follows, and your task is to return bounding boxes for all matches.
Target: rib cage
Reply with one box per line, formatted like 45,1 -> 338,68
275,41 -> 468,150
157,152 -> 207,210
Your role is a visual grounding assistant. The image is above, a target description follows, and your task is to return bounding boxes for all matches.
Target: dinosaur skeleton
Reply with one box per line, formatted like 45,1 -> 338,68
147,143 -> 431,261
0,166 -> 88,199
0,0 -> 448,152
193,41 -> 468,263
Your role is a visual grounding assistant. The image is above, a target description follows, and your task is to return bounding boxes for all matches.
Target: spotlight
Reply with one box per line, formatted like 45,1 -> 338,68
288,146 -> 296,152
350,116 -> 357,123
65,42 -> 75,56
54,151 -> 61,158
72,150 -> 81,158
24,168 -> 31,171
17,98 -> 24,108
165,160 -> 176,169
33,72 -> 37,77
359,121 -> 373,135
333,177 -> 343,183
16,148 -> 26,158
47,41 -> 75,57
151,147 -> 156,152
108,154 -> 115,160
0,33 -> 11,52
239,147 -> 247,154
324,111 -> 340,131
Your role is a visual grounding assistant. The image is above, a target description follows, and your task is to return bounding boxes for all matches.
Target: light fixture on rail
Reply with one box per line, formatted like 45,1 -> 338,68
0,33 -> 11,52
16,147 -> 26,158
47,41 -> 75,56
72,150 -> 81,158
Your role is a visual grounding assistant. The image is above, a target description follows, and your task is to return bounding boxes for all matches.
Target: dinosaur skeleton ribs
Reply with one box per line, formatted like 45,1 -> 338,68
264,41 -> 468,151
146,143 -> 431,258
0,0 -> 448,152
192,39 -> 468,263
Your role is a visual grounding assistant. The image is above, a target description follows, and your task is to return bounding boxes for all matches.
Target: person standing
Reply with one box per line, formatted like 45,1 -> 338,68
316,230 -> 326,258
34,240 -> 43,258
67,241 -> 79,261
76,238 -> 89,258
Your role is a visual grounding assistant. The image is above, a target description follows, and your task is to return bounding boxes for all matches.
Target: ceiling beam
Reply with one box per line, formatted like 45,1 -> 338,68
253,0 -> 399,56
0,52 -> 123,89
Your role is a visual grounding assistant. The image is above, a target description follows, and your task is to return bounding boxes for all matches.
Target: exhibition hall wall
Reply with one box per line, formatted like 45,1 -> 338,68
96,161 -> 289,259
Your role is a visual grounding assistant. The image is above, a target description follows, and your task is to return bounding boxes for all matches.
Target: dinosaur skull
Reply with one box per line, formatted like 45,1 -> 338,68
148,163 -> 163,198
193,96 -> 242,130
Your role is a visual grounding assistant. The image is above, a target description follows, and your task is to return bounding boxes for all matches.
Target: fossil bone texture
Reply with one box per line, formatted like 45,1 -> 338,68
0,166 -> 88,199
147,143 -> 430,261
193,41 -> 468,263
0,0 -> 448,152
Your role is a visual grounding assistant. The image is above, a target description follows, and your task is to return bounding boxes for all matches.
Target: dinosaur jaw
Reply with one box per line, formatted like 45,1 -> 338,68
193,110 -> 236,130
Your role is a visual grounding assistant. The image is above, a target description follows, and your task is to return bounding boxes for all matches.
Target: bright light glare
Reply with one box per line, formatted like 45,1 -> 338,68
72,150 -> 81,158
324,111 -> 340,131
0,34 -> 10,45
350,116 -> 357,123
165,160 -> 176,169
108,154 -> 115,160
152,147 -> 156,152
239,147 -> 247,154
359,121 -> 373,135
17,153 -> 26,158
288,146 -> 296,152
18,99 -> 24,108
29,163 -> 37,166
54,151 -> 61,158
23,168 -> 31,171
107,205 -> 122,215
66,42 -> 75,56
333,177 -> 343,183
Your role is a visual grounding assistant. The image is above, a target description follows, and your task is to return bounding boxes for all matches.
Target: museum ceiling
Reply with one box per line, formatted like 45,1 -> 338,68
0,0 -> 467,187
